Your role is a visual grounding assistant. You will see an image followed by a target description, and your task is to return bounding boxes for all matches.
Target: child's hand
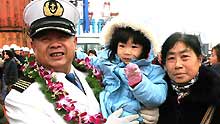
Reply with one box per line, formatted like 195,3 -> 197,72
125,63 -> 142,87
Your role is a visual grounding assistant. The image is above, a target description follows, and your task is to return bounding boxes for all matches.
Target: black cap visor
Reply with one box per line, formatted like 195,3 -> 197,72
29,17 -> 76,38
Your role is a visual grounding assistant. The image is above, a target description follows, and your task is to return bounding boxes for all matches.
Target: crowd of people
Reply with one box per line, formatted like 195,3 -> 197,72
0,44 -> 34,103
0,0 -> 219,124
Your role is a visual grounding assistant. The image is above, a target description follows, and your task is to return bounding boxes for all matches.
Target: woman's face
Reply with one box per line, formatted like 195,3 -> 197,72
165,41 -> 202,84
31,30 -> 76,74
3,52 -> 9,59
117,38 -> 143,64
209,49 -> 218,64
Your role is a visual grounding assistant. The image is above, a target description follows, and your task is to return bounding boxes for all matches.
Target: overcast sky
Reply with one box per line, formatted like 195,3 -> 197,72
90,0 -> 220,48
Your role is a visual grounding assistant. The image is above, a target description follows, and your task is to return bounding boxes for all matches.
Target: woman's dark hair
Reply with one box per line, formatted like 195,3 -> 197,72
212,43 -> 220,62
161,32 -> 202,65
107,27 -> 151,62
3,50 -> 15,59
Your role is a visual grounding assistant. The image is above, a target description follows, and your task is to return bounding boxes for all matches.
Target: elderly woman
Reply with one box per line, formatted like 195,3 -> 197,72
158,32 -> 220,124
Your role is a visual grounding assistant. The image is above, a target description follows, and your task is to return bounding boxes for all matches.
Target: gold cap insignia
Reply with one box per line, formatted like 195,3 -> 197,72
43,0 -> 64,16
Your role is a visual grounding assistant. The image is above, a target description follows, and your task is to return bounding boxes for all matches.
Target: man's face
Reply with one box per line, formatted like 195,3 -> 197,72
15,50 -> 20,55
31,30 -> 76,73
165,41 -> 202,84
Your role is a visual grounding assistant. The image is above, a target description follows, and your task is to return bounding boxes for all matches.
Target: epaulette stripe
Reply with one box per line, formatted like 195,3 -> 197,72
17,80 -> 31,86
14,83 -> 29,89
18,80 -> 32,84
11,79 -> 33,93
16,83 -> 30,88
13,84 -> 26,90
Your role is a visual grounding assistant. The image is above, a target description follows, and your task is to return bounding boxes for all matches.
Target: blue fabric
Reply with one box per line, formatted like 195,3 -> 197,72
91,49 -> 168,119
76,50 -> 88,59
65,73 -> 84,93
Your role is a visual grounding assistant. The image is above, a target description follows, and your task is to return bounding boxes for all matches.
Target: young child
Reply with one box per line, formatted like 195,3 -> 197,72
91,17 -> 168,123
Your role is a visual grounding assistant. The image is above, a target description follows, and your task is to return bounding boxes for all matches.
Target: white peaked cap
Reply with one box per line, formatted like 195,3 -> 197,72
29,48 -> 34,54
10,44 -> 17,49
14,46 -> 21,51
10,44 -> 20,51
3,45 -> 10,50
23,47 -> 30,52
24,0 -> 80,38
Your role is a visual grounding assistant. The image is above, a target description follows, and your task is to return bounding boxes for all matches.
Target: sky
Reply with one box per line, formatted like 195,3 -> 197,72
89,0 -> 220,48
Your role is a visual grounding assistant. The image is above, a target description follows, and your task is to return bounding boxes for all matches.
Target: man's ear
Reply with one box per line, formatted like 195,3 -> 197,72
74,37 -> 77,43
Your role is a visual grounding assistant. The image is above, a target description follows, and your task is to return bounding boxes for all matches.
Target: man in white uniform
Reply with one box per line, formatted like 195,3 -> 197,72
4,0 -> 159,124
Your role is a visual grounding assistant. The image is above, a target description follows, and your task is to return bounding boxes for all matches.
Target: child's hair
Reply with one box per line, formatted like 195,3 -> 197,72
107,27 -> 151,62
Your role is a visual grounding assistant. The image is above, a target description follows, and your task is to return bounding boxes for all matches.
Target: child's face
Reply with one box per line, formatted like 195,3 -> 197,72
117,38 -> 143,64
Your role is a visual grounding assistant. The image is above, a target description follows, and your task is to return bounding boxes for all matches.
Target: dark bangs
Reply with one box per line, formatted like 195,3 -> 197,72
107,27 -> 151,61
161,32 -> 202,65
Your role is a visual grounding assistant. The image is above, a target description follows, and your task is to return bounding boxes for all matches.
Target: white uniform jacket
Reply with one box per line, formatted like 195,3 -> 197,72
5,65 -> 100,124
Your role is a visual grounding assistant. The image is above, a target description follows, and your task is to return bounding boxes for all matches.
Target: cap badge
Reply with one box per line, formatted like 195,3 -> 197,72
43,0 -> 64,16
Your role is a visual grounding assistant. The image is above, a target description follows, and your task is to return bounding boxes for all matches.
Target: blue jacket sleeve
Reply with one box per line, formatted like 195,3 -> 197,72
130,64 -> 168,107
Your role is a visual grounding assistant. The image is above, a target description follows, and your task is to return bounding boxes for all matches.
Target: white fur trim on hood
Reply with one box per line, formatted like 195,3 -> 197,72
101,16 -> 159,55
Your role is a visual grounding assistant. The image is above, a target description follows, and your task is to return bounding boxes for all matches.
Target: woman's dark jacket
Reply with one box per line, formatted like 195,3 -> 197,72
211,63 -> 220,76
2,58 -> 18,85
158,65 -> 220,124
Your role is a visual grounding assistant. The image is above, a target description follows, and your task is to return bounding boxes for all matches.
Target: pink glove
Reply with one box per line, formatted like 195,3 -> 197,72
125,63 -> 142,87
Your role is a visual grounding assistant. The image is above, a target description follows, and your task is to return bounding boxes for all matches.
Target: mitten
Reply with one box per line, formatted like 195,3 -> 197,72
140,107 -> 159,124
125,63 -> 142,87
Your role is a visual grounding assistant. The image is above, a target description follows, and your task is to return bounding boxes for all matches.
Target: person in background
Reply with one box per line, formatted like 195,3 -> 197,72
0,49 -> 4,99
13,45 -> 25,65
29,48 -> 35,57
91,16 -> 167,123
22,47 -> 30,58
209,43 -> 220,75
4,0 -> 155,124
1,50 -> 18,101
10,47 -> 25,79
87,49 -> 97,57
75,47 -> 88,59
158,32 -> 220,124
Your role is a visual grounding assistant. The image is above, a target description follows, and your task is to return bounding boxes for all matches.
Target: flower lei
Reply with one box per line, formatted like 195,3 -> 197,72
21,56 -> 106,124
72,57 -> 103,101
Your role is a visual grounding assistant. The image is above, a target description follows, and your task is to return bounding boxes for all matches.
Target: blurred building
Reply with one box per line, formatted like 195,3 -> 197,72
0,0 -> 118,51
0,0 -> 31,48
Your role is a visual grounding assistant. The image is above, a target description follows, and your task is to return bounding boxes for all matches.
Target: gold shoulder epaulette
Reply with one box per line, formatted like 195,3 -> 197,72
11,80 -> 32,93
